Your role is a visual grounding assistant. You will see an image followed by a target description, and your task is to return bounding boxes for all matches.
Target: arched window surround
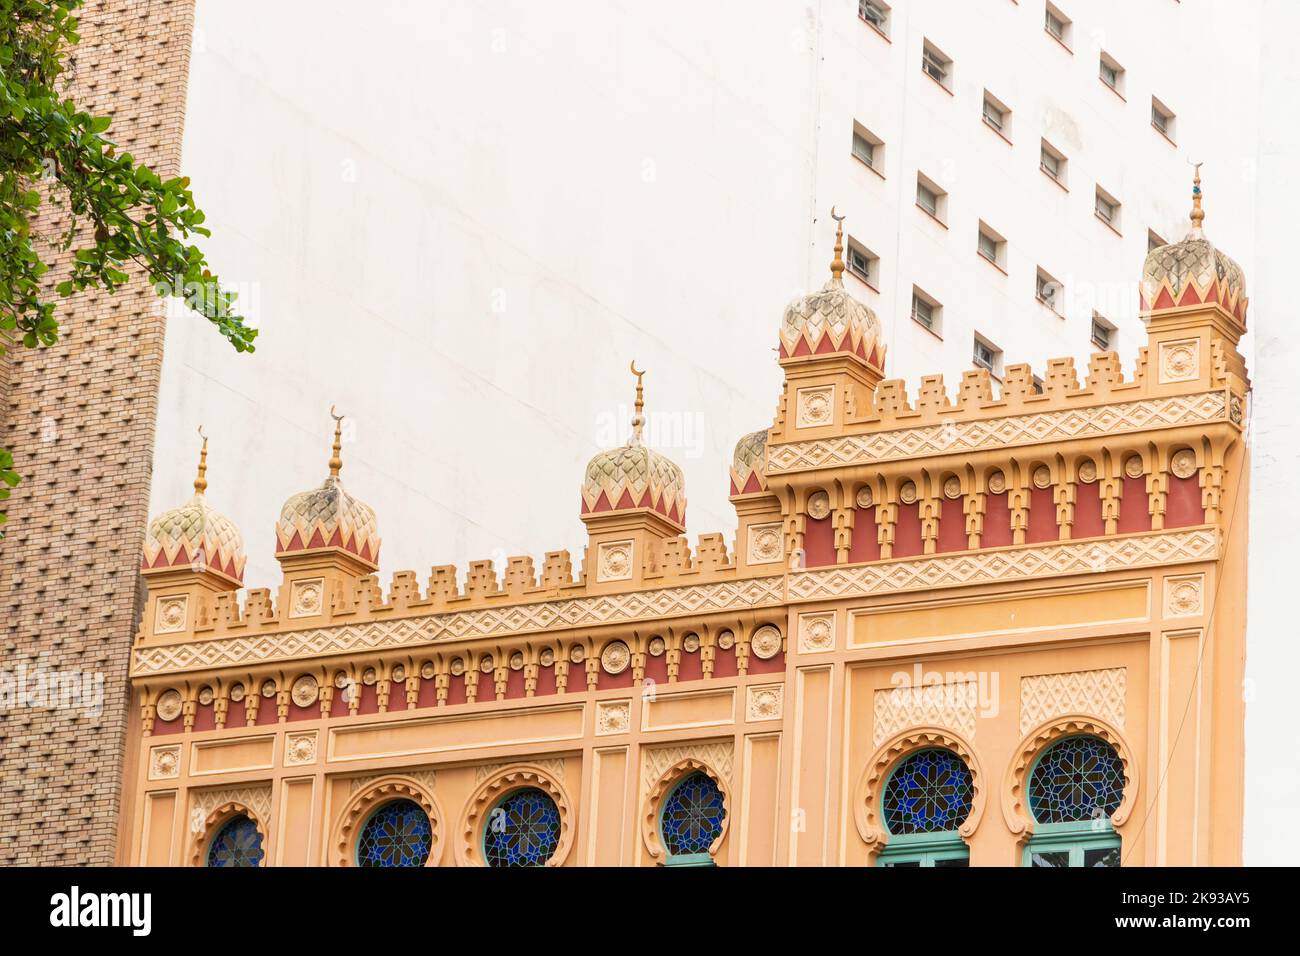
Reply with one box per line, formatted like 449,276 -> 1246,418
642,757 -> 731,866
854,727 -> 985,866
456,765 -> 575,867
1002,716 -> 1138,867
191,801 -> 268,867
331,775 -> 444,868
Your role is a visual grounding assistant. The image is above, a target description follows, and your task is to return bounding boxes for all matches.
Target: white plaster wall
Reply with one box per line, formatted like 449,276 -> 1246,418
151,0 -> 1289,861
1242,0 -> 1300,868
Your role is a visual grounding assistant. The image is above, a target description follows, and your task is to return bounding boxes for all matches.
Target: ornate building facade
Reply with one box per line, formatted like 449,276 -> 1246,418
122,189 -> 1249,867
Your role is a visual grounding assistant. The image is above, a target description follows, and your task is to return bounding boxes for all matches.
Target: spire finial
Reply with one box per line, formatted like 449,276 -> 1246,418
328,405 -> 344,479
629,361 -> 646,445
830,206 -> 846,281
1190,161 -> 1205,231
193,425 -> 209,495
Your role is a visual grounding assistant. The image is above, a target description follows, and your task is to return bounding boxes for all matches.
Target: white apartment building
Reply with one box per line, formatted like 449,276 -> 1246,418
151,0 -> 1291,861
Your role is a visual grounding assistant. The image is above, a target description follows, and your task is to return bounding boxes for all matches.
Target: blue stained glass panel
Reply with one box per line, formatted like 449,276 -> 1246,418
483,788 -> 561,867
660,771 -> 725,858
881,748 -> 974,835
1028,735 -> 1125,824
357,799 -> 433,867
206,814 -> 263,867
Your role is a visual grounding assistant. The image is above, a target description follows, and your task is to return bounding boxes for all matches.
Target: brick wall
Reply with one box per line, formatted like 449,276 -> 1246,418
0,0 -> 195,865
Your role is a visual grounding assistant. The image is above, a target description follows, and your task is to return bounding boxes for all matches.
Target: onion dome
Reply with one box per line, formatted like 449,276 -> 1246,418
730,429 -> 769,497
778,209 -> 887,369
1141,169 -> 1248,325
581,363 -> 687,530
142,429 -> 246,585
275,408 -> 381,569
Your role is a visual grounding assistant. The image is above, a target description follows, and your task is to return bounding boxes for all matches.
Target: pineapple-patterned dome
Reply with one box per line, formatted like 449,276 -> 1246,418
142,432 -> 246,585
1140,170 -> 1248,326
730,429 -> 769,497
581,364 -> 686,530
275,410 -> 381,569
779,210 -> 886,368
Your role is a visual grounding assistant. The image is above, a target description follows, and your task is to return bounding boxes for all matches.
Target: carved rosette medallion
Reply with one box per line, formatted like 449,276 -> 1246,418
595,699 -> 632,736
795,385 -> 835,428
807,491 -> 831,520
1158,338 -> 1200,383
285,731 -> 318,766
798,612 -> 835,654
750,625 -> 782,660
154,595 -> 188,635
289,577 -> 326,618
747,521 -> 784,565
1170,449 -> 1197,479
596,539 -> 634,582
291,674 -> 319,708
148,745 -> 180,780
746,684 -> 784,722
601,641 -> 630,674
155,689 -> 183,722
1164,574 -> 1204,617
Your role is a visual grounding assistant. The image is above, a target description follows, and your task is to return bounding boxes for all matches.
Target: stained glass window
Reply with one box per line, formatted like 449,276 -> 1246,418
881,748 -> 974,835
356,799 -> 433,867
482,787 -> 561,867
1028,735 -> 1124,824
206,814 -> 263,867
660,771 -> 725,859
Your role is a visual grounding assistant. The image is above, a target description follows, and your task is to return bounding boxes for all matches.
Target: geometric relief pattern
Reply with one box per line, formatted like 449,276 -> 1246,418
482,788 -> 562,868
641,741 -> 734,796
192,785 -> 272,828
1020,668 -> 1127,734
766,391 -> 1227,473
660,771 -> 726,856
349,770 -> 438,796
1028,736 -> 1126,825
133,575 -> 786,675
474,759 -> 566,785
881,749 -> 974,835
791,528 -> 1217,602
873,682 -> 978,747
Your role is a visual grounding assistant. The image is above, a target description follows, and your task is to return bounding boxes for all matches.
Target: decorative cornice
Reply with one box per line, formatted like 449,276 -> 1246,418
132,575 -> 786,676
765,390 -> 1228,474
788,527 -> 1216,602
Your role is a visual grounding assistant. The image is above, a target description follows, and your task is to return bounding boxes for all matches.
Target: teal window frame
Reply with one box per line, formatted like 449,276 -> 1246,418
1024,816 -> 1118,868
1022,820 -> 1121,867
1020,732 -> 1125,867
658,774 -> 722,867
876,831 -> 970,867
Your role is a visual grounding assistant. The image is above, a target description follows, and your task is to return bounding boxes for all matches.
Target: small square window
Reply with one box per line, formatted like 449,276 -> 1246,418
1036,268 -> 1062,312
1099,52 -> 1125,95
852,123 -> 884,173
846,238 -> 879,287
922,40 -> 952,90
911,287 -> 942,335
973,334 -> 1003,376
1091,313 -> 1116,351
1040,140 -> 1067,185
982,91 -> 1011,139
859,0 -> 891,36
916,172 -> 947,223
1152,97 -> 1176,140
1045,3 -> 1072,47
977,221 -> 1006,269
1095,186 -> 1121,231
